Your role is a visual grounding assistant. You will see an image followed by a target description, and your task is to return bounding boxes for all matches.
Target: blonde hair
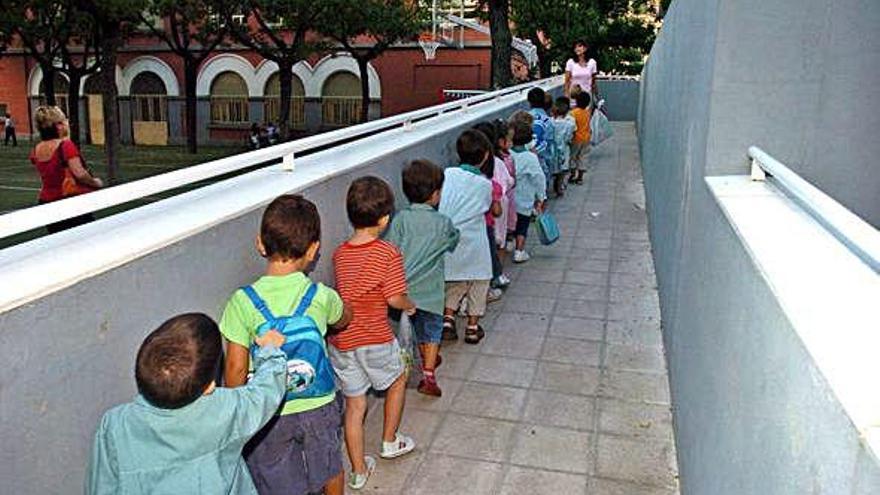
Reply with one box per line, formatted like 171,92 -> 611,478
34,105 -> 67,131
570,85 -> 583,98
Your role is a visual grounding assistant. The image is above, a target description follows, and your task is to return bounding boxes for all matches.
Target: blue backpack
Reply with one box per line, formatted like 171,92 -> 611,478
241,283 -> 336,401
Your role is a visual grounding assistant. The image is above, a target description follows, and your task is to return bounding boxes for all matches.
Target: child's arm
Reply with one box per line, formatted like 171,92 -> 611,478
383,246 -> 417,315
224,341 -> 250,388
490,200 -> 503,218
85,416 -> 119,495
388,294 -> 417,315
227,331 -> 288,441
327,302 -> 353,336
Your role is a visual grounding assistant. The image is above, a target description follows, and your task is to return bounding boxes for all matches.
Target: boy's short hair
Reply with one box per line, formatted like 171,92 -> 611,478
543,93 -> 554,111
347,176 -> 395,228
456,129 -> 492,167
575,91 -> 592,109
554,97 -> 570,115
136,313 -> 222,409
527,87 -> 546,108
261,195 -> 321,260
509,111 -> 534,146
402,159 -> 444,204
471,122 -> 498,154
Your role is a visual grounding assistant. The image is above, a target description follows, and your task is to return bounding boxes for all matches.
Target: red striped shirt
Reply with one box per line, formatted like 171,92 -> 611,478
329,238 -> 408,351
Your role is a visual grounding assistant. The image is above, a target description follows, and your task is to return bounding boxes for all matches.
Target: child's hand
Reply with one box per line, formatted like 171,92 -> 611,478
404,306 -> 417,316
255,330 -> 286,349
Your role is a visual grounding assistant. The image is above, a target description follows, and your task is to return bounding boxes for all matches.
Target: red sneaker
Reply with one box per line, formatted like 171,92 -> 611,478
417,377 -> 442,397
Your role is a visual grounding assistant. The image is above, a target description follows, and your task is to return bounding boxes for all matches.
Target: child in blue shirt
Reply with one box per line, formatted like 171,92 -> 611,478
552,96 -> 576,197
385,159 -> 460,397
86,313 -> 288,495
509,111 -> 547,264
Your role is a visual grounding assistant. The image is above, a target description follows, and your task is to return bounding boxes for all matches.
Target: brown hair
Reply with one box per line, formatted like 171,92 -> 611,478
260,195 -> 321,260
456,129 -> 492,167
509,111 -> 534,146
402,159 -> 444,204
135,313 -> 222,409
346,176 -> 395,228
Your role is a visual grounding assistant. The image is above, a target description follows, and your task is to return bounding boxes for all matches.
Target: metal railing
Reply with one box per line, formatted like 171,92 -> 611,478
442,89 -> 488,102
0,76 -> 562,239
749,146 -> 880,272
322,97 -> 363,127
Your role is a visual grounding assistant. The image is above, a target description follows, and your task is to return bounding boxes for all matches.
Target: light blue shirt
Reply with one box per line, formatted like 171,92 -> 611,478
85,347 -> 287,495
530,108 -> 556,172
553,116 -> 576,171
511,147 -> 547,215
439,166 -> 492,281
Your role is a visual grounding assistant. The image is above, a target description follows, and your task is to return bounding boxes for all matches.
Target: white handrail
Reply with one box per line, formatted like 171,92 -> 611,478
0,76 -> 562,240
749,146 -> 880,272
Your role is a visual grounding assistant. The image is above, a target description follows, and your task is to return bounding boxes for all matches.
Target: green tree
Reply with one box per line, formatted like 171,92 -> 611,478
141,0 -> 231,154
317,0 -> 424,123
228,0 -> 326,139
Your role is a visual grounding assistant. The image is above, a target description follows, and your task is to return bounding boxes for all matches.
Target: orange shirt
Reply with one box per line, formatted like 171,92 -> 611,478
330,239 -> 408,351
572,107 -> 592,144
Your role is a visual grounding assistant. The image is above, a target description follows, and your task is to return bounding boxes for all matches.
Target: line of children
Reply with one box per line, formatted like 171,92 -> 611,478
86,104 -> 578,494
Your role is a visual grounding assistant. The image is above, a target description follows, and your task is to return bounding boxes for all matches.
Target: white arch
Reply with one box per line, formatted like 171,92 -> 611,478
253,60 -> 310,96
310,53 -> 381,99
196,54 -> 260,97
120,56 -> 180,96
28,64 -> 122,96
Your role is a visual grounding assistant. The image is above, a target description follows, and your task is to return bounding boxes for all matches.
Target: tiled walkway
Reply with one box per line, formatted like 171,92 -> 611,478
350,123 -> 679,494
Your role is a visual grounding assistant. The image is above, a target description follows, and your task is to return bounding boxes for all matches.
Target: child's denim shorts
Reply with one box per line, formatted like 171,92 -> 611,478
244,394 -> 343,495
410,309 -> 444,344
328,340 -> 404,397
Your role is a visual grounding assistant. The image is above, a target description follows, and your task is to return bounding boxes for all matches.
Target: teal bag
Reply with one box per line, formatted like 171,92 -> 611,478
535,212 -> 560,245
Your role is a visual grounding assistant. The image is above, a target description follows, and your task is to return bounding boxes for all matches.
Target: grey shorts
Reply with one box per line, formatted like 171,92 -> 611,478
571,142 -> 591,171
445,280 -> 491,317
328,340 -> 404,397
244,394 -> 343,495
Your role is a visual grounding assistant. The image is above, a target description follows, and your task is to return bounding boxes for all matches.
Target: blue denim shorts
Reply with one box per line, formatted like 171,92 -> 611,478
411,309 -> 444,344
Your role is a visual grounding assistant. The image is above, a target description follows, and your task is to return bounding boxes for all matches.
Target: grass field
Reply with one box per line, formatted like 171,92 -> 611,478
0,142 -> 245,215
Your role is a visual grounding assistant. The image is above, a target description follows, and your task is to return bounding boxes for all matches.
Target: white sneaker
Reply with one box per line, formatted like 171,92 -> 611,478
380,433 -> 416,459
487,287 -> 503,303
513,250 -> 531,263
496,274 -> 512,287
348,455 -> 376,490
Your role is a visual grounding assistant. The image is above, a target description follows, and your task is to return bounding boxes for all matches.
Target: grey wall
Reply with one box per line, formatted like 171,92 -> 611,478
596,79 -> 640,121
639,0 -> 880,493
0,97 -> 530,494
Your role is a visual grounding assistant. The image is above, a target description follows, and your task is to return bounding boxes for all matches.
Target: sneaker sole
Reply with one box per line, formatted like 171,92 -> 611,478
379,442 -> 415,459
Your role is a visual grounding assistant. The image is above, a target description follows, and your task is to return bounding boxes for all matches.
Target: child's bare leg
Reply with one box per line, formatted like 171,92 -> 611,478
344,395 -> 368,474
420,343 -> 439,370
468,315 -> 480,328
382,373 -> 407,442
323,471 -> 345,495
516,234 -> 526,251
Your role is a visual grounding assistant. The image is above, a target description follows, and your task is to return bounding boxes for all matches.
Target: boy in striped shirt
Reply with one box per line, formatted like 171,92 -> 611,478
329,176 -> 418,490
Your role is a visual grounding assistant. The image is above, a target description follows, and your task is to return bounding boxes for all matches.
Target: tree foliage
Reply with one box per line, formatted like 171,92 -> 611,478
316,0 -> 424,122
510,0 -> 661,75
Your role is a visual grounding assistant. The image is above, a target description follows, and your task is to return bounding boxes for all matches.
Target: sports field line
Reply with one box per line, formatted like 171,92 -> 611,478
0,185 -> 40,192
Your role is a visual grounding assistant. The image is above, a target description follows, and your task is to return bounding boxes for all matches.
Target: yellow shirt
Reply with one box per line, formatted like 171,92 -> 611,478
572,107 -> 592,144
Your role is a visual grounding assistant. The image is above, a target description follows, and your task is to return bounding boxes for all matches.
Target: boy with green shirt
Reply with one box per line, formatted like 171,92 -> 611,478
385,160 -> 460,396
220,195 -> 352,495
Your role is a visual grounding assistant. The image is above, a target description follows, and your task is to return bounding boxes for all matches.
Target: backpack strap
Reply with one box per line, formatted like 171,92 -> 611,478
293,283 -> 319,317
241,286 -> 276,324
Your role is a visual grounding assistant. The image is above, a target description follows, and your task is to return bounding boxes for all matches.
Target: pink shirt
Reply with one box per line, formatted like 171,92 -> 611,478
566,58 -> 598,94
485,179 -> 503,227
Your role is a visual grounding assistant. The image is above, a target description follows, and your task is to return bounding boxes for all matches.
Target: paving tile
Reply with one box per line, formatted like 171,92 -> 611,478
492,312 -> 551,335
480,332 -> 544,359
524,390 -> 595,430
406,455 -> 504,495
518,268 -> 565,283
541,337 -> 602,366
430,414 -> 515,462
586,477 -> 678,495
598,399 -> 674,439
532,362 -> 601,396
600,370 -> 671,404
596,434 -> 678,488
558,283 -> 608,302
510,425 -> 593,474
556,298 -> 607,319
364,408 -> 443,457
605,320 -> 663,346
609,272 -> 655,289
548,316 -> 604,341
604,343 -> 666,373
501,296 -> 556,316
434,351 -> 477,380
346,451 -> 424,495
451,382 -> 528,421
564,270 -> 609,286
405,378 -> 465,412
468,355 -> 537,387
504,281 -> 562,298
608,300 -> 660,321
500,467 -> 588,495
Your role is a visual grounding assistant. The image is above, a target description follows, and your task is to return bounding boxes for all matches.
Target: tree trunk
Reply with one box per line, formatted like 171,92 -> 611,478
66,72 -> 82,146
183,59 -> 199,154
357,57 -> 370,124
100,23 -> 121,183
42,64 -> 57,105
488,0 -> 513,89
277,60 -> 293,139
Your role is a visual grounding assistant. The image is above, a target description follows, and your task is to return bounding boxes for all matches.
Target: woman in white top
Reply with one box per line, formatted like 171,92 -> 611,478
564,41 -> 598,99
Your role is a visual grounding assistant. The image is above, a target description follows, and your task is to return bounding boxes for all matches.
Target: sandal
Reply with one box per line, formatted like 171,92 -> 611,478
441,317 -> 457,341
464,325 -> 485,345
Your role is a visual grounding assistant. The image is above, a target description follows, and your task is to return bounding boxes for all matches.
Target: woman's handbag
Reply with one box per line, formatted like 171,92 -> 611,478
57,142 -> 96,197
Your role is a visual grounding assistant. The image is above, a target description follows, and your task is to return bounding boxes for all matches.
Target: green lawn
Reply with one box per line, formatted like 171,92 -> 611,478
0,142 -> 245,214
0,142 -> 247,248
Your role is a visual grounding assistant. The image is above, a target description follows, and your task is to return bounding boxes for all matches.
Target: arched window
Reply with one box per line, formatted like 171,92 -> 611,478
210,71 -> 249,124
321,72 -> 362,127
131,72 -> 167,122
264,72 -> 305,129
38,74 -> 70,117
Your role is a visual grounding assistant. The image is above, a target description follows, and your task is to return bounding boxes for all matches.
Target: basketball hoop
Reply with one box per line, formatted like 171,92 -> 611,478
419,39 -> 441,61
